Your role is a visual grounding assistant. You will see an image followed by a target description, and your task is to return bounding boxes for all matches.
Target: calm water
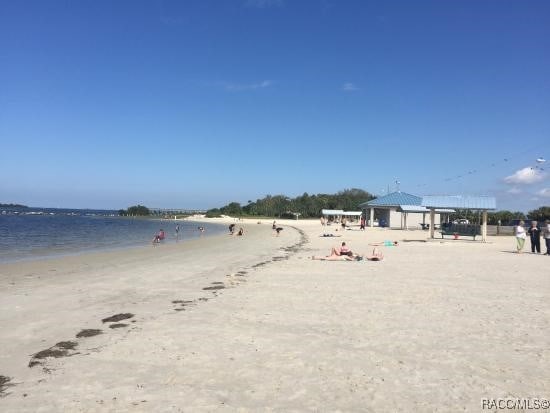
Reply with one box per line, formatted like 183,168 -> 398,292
0,208 -> 226,263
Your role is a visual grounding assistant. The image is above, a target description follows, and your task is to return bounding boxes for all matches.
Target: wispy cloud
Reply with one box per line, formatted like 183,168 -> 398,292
342,82 -> 359,92
245,0 -> 283,8
507,187 -> 522,195
537,188 -> 550,198
224,80 -> 272,91
503,167 -> 546,185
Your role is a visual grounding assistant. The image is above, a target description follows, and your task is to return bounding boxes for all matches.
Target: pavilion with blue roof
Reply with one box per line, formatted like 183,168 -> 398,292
422,195 -> 496,241
358,191 -> 453,230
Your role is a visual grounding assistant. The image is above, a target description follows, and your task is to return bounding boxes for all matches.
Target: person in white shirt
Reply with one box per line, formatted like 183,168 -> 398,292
543,220 -> 550,256
515,220 -> 527,253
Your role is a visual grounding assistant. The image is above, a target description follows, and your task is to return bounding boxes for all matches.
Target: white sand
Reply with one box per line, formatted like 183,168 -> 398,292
0,219 -> 548,412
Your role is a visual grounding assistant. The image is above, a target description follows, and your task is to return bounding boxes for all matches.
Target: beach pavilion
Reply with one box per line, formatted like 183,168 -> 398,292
321,209 -> 362,223
421,195 -> 497,242
358,191 -> 454,230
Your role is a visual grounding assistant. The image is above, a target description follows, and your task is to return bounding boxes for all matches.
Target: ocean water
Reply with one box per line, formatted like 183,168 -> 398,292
0,208 -> 226,263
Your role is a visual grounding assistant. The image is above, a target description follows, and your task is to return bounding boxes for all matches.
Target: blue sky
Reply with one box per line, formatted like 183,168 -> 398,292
1,0 -> 548,211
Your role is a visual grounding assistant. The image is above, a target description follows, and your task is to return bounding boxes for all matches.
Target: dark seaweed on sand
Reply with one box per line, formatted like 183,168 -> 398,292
102,313 -> 134,323
76,329 -> 103,338
109,323 -> 128,329
55,341 -> 78,350
0,375 -> 14,397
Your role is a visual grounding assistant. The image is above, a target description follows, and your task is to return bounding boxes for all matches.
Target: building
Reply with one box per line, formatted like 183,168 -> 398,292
358,191 -> 451,230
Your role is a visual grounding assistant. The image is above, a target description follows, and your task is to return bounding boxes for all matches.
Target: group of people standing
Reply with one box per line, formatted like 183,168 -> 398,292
515,220 -> 550,254
153,223 -> 206,244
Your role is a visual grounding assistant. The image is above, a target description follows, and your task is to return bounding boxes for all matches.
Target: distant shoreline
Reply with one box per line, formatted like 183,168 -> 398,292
0,203 -> 28,208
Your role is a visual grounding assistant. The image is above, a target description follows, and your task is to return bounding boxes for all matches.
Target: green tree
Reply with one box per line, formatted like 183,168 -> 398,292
119,205 -> 151,216
221,202 -> 242,216
205,208 -> 222,218
215,188 -> 374,218
527,206 -> 550,222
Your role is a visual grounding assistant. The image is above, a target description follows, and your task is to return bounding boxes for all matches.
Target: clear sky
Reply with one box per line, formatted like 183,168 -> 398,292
1,0 -> 548,211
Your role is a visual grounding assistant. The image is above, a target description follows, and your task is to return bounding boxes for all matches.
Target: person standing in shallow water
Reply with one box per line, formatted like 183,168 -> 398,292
527,221 -> 541,254
515,220 -> 526,253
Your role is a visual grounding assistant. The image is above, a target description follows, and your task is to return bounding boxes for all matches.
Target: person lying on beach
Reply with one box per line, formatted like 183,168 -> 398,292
312,251 -> 358,261
365,247 -> 384,261
311,248 -> 384,261
369,240 -> 399,247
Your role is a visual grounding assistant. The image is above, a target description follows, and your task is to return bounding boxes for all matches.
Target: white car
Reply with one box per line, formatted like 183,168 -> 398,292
453,219 -> 470,225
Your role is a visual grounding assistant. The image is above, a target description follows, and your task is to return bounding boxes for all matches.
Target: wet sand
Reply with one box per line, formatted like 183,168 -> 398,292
0,219 -> 548,412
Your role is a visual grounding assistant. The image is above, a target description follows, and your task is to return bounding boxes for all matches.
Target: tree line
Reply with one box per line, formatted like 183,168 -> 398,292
450,206 -> 550,225
118,205 -> 151,216
119,198 -> 549,225
206,188 -> 375,219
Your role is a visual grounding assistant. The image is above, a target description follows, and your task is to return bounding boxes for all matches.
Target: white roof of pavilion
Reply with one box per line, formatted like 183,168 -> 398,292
341,211 -> 362,216
321,209 -> 344,215
321,209 -> 362,216
398,205 -> 455,213
421,195 -> 496,210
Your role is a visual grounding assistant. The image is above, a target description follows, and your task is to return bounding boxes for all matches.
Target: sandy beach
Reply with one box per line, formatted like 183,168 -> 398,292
0,218 -> 548,412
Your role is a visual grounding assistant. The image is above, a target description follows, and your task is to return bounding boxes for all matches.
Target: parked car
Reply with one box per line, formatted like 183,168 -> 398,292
453,219 -> 470,225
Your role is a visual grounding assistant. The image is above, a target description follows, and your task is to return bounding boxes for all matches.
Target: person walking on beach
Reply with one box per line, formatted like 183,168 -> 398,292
515,220 -> 527,253
543,220 -> 550,255
175,224 -> 180,242
527,221 -> 541,254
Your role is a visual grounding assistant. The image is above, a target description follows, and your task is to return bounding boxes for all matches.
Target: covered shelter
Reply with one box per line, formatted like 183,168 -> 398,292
397,205 -> 455,230
421,195 -> 496,242
358,192 -> 451,229
321,209 -> 362,222
321,209 -> 344,220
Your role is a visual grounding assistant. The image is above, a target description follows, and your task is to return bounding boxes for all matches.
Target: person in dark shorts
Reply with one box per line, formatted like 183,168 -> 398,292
527,221 -> 541,253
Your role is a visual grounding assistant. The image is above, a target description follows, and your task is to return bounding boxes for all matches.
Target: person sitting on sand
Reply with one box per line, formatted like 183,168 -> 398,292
311,248 -> 383,262
229,223 -> 236,235
312,251 -> 357,261
237,227 -> 244,236
330,242 -> 350,256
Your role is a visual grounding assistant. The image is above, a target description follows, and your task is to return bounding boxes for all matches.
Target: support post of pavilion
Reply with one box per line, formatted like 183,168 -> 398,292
429,209 -> 435,239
